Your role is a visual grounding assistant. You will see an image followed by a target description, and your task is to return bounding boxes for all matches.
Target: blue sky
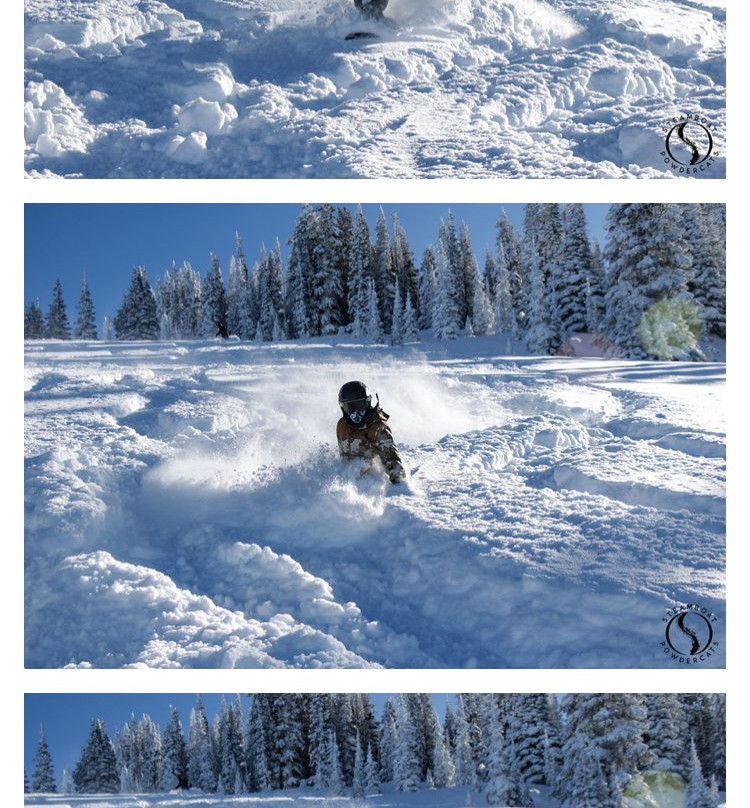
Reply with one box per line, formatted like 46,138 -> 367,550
25,693 -> 454,788
24,203 -> 610,330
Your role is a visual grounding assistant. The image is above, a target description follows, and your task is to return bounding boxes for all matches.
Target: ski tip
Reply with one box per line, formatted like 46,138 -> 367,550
345,31 -> 380,40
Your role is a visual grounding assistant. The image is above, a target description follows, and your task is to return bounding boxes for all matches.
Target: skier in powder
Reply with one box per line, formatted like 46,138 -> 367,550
354,0 -> 388,20
337,380 -> 406,483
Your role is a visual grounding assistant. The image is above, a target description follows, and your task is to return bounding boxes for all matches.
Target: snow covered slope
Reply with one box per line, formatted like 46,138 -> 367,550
24,0 -> 725,177
20,786 -> 730,808
24,337 -> 725,668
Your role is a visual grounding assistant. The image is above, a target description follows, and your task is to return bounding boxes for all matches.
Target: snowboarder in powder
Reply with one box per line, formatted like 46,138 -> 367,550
337,380 -> 406,483
354,0 -> 388,20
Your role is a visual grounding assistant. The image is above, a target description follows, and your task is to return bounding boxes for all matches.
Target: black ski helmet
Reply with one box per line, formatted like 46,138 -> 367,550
338,380 -> 372,424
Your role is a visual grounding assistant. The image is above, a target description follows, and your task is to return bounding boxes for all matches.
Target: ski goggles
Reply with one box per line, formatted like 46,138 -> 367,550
341,397 -> 370,417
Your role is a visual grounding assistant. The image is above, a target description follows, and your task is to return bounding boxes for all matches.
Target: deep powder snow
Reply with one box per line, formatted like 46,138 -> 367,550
24,337 -> 725,668
24,0 -> 726,178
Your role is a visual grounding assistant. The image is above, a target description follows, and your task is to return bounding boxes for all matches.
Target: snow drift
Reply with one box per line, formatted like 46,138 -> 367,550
24,0 -> 726,177
24,337 -> 726,668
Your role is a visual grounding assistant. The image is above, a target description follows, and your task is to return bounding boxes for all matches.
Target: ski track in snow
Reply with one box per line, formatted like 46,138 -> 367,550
23,0 -> 725,177
24,338 -> 725,669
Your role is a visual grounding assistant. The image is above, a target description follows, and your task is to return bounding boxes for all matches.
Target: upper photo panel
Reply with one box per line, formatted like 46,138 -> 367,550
24,0 -> 725,179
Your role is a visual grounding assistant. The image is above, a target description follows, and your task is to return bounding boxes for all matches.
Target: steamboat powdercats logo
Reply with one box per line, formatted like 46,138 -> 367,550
660,604 -> 719,664
660,113 -> 717,174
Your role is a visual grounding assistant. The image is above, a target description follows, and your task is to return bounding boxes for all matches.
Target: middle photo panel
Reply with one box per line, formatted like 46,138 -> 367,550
23,201 -> 726,670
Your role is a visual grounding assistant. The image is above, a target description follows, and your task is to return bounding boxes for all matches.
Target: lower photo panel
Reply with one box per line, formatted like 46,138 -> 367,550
24,693 -> 726,807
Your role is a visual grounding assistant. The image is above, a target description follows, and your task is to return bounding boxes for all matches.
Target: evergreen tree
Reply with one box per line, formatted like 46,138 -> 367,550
285,241 -> 309,341
522,204 -> 561,354
433,224 -> 461,340
373,208 -> 395,332
394,694 -> 421,792
365,744 -> 381,795
523,236 -> 556,355
458,221 -> 479,326
642,694 -> 686,775
496,209 -> 524,335
74,272 -> 98,339
328,732 -> 346,795
366,279 -> 384,344
402,294 -> 419,343
25,299 -> 45,339
102,314 -> 114,340
443,703 -> 458,756
201,254 -> 227,338
351,694 -> 380,771
587,238 -> 606,331
333,207 -> 354,328
332,695 -> 358,787
453,696 -> 477,788
392,214 -> 419,315
685,739 -> 715,808
602,204 -> 693,358
554,204 -> 592,338
161,705 -> 188,791
32,725 -> 56,793
417,246 -> 436,331
178,262 -> 203,338
255,245 -> 274,341
484,704 -> 530,807
686,204 -> 726,338
488,248 -> 511,336
348,206 -> 374,336
681,695 -> 719,784
309,694 -> 334,788
390,283 -> 404,345
470,270 -> 494,336
562,744 -> 616,808
138,715 -> 163,792
246,695 -> 272,792
217,697 -> 245,793
46,279 -> 71,339
114,267 -> 159,340
270,695 -> 306,789
543,694 -> 564,796
309,204 -> 343,336
559,694 -> 650,805
352,730 -> 366,797
61,769 -> 74,795
431,719 -> 455,788
187,695 -> 216,792
507,694 -> 550,785
710,694 -> 726,791
226,237 -> 255,339
379,698 -> 398,783
73,719 -> 119,794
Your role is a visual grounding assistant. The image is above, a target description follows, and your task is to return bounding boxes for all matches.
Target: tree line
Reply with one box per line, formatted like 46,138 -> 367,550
24,204 -> 726,360
27,692 -> 725,807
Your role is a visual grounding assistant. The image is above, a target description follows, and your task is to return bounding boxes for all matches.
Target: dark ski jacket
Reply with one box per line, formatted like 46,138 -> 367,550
354,0 -> 388,19
337,407 -> 405,481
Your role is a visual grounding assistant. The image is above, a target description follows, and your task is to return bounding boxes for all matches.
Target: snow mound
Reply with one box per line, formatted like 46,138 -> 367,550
24,339 -> 725,668
24,551 -> 380,668
23,0 -> 724,177
24,0 -> 199,49
24,80 -> 97,156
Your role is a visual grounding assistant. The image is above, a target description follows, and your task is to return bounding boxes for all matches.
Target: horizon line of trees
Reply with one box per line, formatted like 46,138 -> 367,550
28,692 -> 725,808
24,203 -> 726,360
